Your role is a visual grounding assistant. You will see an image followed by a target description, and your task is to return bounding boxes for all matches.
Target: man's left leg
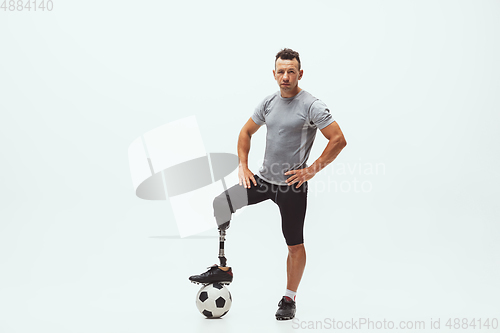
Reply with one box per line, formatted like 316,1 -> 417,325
275,181 -> 308,320
188,175 -> 272,285
287,243 -> 306,293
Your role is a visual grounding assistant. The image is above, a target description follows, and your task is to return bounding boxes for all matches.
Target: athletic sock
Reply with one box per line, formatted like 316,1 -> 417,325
285,289 -> 296,301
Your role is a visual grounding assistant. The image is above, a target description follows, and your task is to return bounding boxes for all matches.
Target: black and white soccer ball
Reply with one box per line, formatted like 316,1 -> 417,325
196,282 -> 232,318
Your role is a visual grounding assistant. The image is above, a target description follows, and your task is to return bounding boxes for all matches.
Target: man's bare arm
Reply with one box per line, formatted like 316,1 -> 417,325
285,121 -> 347,187
309,121 -> 347,173
237,117 -> 261,188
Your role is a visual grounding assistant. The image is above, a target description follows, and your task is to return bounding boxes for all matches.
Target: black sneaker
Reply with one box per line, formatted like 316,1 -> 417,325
275,296 -> 296,320
188,264 -> 233,285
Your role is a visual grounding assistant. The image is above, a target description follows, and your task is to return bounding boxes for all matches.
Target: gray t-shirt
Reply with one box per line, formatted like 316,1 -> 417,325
251,90 -> 335,185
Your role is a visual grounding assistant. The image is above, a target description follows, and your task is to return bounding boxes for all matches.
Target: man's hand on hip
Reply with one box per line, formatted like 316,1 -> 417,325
284,167 -> 316,188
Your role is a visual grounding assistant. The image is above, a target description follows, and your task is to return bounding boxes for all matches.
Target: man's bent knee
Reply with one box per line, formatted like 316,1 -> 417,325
288,243 -> 305,255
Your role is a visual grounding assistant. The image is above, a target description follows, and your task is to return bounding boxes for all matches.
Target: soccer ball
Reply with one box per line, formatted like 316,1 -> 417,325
196,282 -> 232,318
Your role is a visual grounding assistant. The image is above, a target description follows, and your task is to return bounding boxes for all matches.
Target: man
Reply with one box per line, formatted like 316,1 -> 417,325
189,48 -> 347,320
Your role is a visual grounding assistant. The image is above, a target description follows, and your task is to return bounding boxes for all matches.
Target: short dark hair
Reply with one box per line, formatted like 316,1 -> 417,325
275,48 -> 301,70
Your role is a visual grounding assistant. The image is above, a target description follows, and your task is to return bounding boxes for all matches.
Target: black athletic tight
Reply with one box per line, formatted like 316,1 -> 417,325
213,175 -> 308,246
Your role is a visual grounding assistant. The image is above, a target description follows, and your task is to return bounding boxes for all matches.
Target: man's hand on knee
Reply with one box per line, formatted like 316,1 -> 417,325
238,166 -> 257,189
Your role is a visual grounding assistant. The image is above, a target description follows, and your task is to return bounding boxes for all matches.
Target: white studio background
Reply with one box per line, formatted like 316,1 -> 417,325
1,1 -> 499,332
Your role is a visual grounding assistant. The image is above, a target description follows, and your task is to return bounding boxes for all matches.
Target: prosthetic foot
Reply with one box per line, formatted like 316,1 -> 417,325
218,221 -> 229,267
188,222 -> 233,285
188,264 -> 233,285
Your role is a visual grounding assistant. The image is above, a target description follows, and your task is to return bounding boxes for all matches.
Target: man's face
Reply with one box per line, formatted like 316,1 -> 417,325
273,58 -> 303,92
